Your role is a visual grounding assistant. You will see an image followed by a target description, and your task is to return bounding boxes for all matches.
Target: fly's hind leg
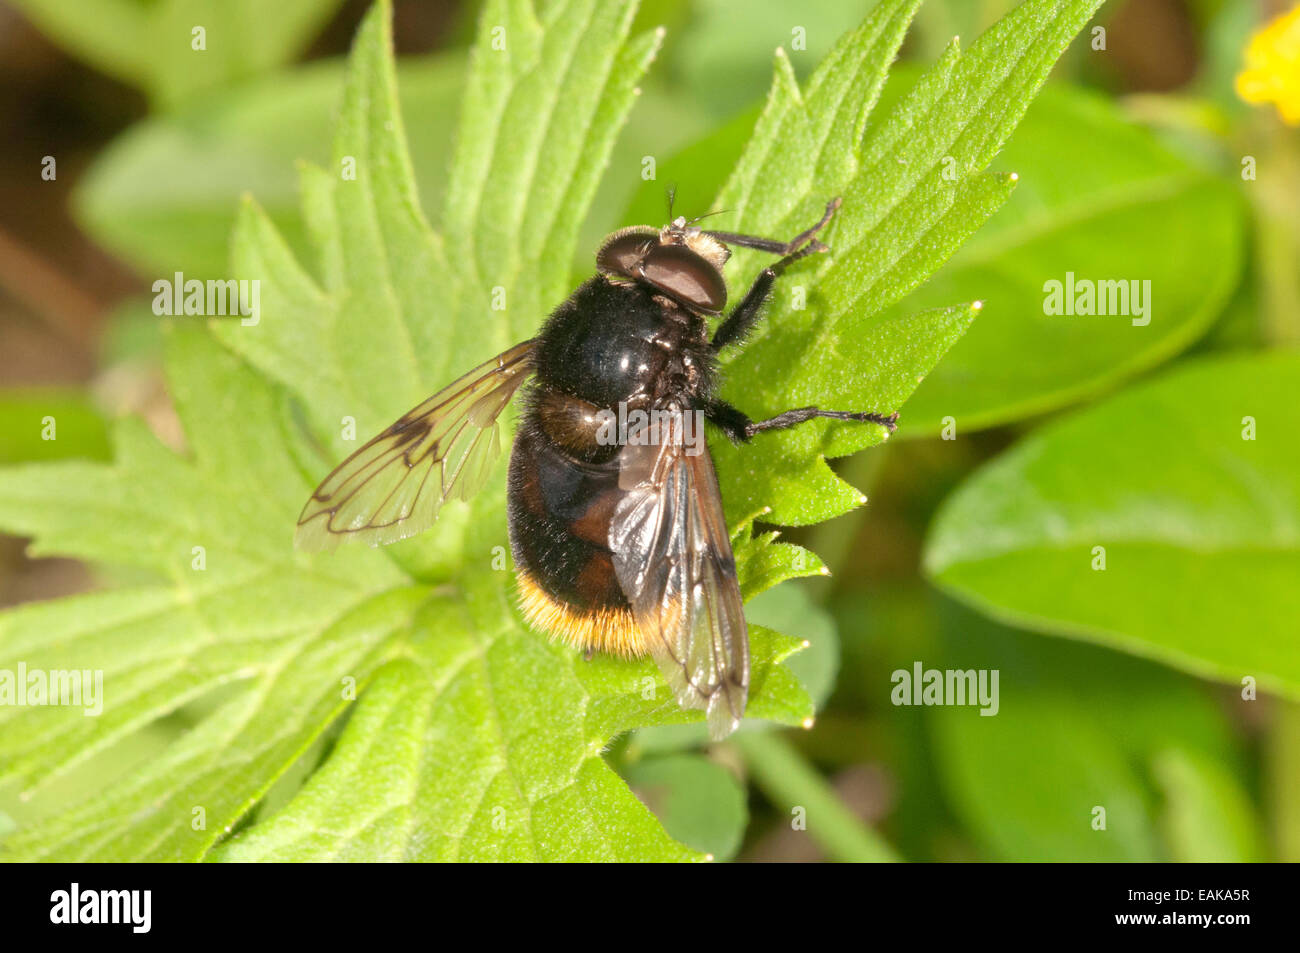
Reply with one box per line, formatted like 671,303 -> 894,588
709,198 -> 841,352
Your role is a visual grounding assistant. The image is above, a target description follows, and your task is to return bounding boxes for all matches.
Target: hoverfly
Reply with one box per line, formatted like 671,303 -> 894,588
296,197 -> 898,738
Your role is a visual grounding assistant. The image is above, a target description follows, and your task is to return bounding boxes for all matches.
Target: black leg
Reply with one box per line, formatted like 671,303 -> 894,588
710,198 -> 842,352
746,406 -> 899,436
705,398 -> 898,443
710,269 -> 778,351
702,398 -> 752,442
704,197 -> 841,256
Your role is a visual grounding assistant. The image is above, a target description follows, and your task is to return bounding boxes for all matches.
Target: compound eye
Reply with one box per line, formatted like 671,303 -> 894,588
638,244 -> 727,314
596,228 -> 659,278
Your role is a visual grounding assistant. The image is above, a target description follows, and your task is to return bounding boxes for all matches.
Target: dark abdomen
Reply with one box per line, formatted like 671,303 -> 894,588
507,421 -> 626,611
507,416 -> 648,657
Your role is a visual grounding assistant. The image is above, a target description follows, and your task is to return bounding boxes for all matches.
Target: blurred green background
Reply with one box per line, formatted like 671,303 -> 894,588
0,0 -> 1296,861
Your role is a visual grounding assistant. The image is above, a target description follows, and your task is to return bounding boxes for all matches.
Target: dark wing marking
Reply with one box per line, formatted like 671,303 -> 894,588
295,339 -> 537,551
609,408 -> 749,739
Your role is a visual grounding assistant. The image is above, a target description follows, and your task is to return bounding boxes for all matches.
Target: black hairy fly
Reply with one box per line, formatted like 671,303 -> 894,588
296,198 -> 898,738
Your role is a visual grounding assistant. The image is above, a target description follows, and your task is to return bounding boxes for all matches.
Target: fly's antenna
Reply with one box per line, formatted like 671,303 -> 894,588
665,184 -> 677,221
687,208 -> 730,226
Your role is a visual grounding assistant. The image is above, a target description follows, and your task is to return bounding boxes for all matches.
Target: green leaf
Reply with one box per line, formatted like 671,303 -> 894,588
0,0 -> 1107,860
207,571 -> 808,861
0,391 -> 110,464
744,583 -> 839,709
924,351 -> 1300,697
210,583 -> 700,862
925,597 -> 1259,862
440,0 -> 666,344
74,55 -> 468,280
73,50 -> 714,283
1153,748 -> 1264,863
8,0 -> 344,109
0,326 -> 412,861
623,754 -> 748,861
5,0 -> 147,88
620,69 -> 1236,440
668,0 -> 879,119
0,0 -> 802,862
705,0 -> 1106,526
888,82 -> 1245,434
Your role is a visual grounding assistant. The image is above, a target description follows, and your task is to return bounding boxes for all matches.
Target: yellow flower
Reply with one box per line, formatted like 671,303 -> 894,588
1236,3 -> 1300,123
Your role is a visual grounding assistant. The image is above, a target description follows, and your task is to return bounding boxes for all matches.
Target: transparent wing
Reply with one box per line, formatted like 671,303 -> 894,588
296,339 -> 537,551
609,409 -> 749,739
